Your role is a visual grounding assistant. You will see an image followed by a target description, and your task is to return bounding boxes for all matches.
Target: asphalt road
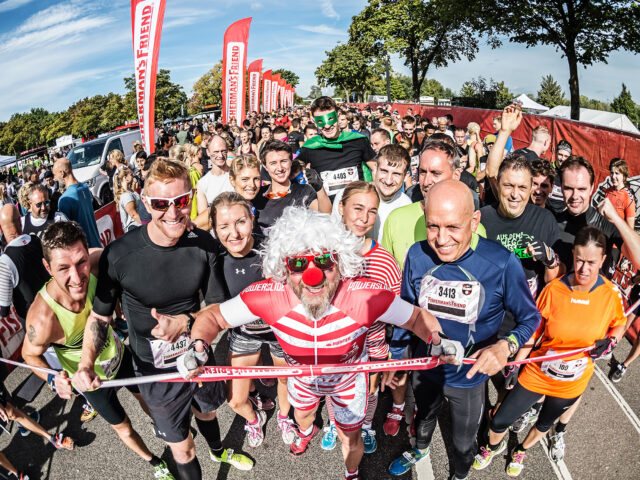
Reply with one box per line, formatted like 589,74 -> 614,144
1,331 -> 639,480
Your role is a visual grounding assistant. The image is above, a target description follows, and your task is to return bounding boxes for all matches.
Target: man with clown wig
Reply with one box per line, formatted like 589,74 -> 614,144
171,206 -> 464,480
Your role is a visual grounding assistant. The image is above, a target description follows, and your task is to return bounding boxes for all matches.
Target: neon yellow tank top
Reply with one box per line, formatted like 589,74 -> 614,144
39,274 -> 123,380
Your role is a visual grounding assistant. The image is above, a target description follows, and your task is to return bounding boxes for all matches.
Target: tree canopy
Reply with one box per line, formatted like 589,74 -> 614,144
611,83 -> 639,125
272,69 -> 300,88
188,62 -> 223,114
536,75 -> 566,108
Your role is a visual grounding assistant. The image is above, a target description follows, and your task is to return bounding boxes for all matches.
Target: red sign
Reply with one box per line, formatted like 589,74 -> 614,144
248,59 -> 262,114
222,17 -> 252,125
130,0 -> 166,155
262,69 -> 272,113
270,73 -> 280,111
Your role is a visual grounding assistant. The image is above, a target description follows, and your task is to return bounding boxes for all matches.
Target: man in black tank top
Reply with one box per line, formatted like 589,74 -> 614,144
0,204 -> 50,324
21,184 -> 67,239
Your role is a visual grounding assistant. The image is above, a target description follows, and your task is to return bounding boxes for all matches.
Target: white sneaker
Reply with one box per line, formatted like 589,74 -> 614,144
548,427 -> 566,462
244,409 -> 266,448
277,413 -> 296,445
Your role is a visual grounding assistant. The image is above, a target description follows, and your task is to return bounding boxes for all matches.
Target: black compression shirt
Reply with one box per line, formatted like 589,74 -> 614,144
92,225 -> 225,373
252,182 -> 317,231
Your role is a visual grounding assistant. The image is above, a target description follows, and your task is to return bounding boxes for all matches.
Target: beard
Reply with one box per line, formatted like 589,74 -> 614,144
288,272 -> 340,320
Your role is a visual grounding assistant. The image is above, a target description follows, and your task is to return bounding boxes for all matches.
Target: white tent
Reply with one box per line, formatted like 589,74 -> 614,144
544,106 -> 640,135
512,94 -> 549,113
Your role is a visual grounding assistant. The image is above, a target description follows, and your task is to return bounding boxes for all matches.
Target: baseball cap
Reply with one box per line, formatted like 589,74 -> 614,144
484,134 -> 497,144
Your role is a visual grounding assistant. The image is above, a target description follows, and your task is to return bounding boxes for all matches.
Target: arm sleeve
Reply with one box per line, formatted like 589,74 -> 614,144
57,195 -> 74,220
377,296 -> 415,327
91,247 -> 122,317
218,295 -> 261,327
502,252 -> 541,348
0,256 -> 18,308
202,242 -> 228,305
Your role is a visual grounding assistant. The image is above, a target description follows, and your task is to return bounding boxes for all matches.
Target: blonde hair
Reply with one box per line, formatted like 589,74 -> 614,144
108,149 -> 125,166
143,158 -> 191,196
340,181 -> 378,207
230,154 -> 261,180
18,182 -> 34,210
184,143 -> 201,165
466,122 -> 480,136
168,144 -> 185,163
113,166 -> 134,212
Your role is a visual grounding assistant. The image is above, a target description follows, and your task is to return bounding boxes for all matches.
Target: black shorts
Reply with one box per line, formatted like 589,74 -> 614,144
229,327 -> 284,358
83,348 -> 139,426
0,382 -> 13,407
137,358 -> 226,443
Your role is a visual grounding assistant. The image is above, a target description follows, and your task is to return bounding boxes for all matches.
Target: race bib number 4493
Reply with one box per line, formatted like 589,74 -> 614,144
418,276 -> 481,324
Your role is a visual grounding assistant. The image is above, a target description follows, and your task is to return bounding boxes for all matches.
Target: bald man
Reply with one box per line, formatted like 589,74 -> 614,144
53,158 -> 101,248
387,180 -> 541,479
0,204 -> 50,323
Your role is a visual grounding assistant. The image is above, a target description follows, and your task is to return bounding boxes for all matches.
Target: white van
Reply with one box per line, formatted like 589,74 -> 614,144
65,130 -> 141,206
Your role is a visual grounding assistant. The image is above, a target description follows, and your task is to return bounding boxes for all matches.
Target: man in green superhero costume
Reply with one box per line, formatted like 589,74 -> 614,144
298,97 -> 376,198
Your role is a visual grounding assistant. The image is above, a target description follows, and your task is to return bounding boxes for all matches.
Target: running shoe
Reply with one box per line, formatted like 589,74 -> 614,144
548,427 -> 566,462
610,363 -> 627,383
345,472 -> 359,480
210,448 -> 254,471
506,448 -> 527,477
14,473 -> 29,480
361,427 -> 377,454
244,409 -> 266,448
248,391 -> 275,411
383,406 -> 404,436
152,460 -> 175,480
80,403 -> 98,423
18,410 -> 39,436
510,407 -> 538,433
321,423 -> 337,451
472,439 -> 506,470
277,414 -> 296,445
389,446 -> 430,476
290,424 -> 319,457
51,433 -> 74,451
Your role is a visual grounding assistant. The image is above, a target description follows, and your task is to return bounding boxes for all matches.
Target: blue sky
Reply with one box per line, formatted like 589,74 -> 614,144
0,0 -> 638,122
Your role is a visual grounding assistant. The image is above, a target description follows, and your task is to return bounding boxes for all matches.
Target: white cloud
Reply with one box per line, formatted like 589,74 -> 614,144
16,2 -> 84,34
320,0 -> 339,20
0,0 -> 33,13
297,24 -> 345,36
250,2 -> 263,9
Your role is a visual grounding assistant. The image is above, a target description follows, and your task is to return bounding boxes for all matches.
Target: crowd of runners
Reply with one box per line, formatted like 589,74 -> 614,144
0,96 -> 638,480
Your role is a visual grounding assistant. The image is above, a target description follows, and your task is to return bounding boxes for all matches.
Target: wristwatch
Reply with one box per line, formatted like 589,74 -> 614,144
500,334 -> 519,356
182,311 -> 196,334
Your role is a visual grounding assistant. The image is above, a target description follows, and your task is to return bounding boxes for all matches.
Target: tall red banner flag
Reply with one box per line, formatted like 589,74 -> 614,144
278,78 -> 286,109
247,59 -> 262,114
262,69 -> 272,113
222,17 -> 251,125
270,73 -> 281,111
131,0 -> 166,154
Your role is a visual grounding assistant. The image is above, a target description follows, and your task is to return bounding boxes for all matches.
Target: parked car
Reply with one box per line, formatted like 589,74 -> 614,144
65,130 -> 141,206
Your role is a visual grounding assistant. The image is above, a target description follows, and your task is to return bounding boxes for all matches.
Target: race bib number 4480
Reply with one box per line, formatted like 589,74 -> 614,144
418,276 -> 481,324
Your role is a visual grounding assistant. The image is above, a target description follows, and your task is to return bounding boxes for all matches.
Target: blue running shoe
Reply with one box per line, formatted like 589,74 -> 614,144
321,423 -> 337,450
18,410 -> 39,437
389,447 -> 430,476
362,428 -> 377,454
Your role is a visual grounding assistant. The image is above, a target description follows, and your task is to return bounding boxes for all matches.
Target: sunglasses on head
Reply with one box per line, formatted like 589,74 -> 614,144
35,200 -> 50,208
145,191 -> 192,211
286,253 -> 335,273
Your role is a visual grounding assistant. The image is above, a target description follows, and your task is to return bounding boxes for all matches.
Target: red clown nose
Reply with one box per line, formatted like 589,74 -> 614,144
302,263 -> 324,286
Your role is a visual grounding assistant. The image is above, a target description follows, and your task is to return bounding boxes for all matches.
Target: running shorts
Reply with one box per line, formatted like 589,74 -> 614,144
228,327 -> 284,358
287,372 -> 368,431
83,347 -> 139,425
137,357 -> 226,443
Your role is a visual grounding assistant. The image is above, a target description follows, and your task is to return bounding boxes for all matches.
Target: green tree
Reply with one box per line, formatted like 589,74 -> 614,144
100,93 -> 126,132
124,69 -> 187,121
580,95 -> 611,111
611,83 -> 639,125
0,108 -> 52,155
350,0 -> 487,101
41,111 -> 72,145
483,0 -> 640,120
272,69 -> 300,88
458,77 -> 513,108
188,62 -> 223,114
315,42 -> 382,102
536,75 -> 565,108
421,78 -> 454,101
308,85 -> 323,99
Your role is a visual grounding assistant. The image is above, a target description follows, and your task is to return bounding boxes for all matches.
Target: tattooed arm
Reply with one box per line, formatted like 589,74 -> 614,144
72,311 -> 112,392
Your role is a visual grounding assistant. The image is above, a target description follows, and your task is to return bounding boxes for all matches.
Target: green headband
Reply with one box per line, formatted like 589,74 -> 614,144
313,111 -> 338,128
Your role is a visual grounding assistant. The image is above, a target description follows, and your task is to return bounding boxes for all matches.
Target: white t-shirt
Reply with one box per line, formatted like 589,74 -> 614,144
196,171 -> 234,205
20,211 -> 68,229
331,188 -> 411,242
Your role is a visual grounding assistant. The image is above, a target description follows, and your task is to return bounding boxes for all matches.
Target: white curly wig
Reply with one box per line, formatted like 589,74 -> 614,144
261,206 -> 365,282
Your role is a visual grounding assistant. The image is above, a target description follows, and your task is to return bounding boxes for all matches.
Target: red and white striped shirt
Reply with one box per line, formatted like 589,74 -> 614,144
363,242 -> 402,359
220,277 -> 414,386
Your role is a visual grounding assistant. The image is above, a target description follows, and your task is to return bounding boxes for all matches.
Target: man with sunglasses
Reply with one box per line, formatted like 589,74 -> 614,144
171,207 -> 465,480
22,183 -> 67,239
73,158 -> 252,479
298,96 -> 375,199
